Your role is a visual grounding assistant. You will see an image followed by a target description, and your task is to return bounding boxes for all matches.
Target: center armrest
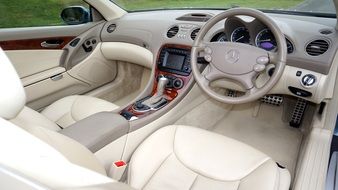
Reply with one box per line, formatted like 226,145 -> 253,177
60,112 -> 129,152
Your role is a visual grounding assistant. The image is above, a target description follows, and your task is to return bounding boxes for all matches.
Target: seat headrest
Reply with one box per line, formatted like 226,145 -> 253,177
0,47 -> 26,119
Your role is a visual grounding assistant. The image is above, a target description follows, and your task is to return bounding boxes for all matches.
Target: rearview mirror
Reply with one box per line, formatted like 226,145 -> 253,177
61,6 -> 90,25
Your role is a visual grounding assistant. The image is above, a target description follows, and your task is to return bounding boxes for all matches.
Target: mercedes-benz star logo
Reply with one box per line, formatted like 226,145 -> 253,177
226,49 -> 240,64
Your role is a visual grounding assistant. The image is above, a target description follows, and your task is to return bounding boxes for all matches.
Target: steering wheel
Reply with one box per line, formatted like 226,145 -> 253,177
191,8 -> 287,104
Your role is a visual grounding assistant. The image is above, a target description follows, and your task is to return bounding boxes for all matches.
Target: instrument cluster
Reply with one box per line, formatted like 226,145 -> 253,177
210,17 -> 294,54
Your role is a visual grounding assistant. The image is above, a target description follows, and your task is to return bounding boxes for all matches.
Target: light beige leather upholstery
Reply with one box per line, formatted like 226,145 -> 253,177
11,106 -> 61,131
11,95 -> 119,131
24,125 -> 107,175
0,48 -> 26,119
0,117 -> 112,189
41,95 -> 119,129
129,125 -> 290,190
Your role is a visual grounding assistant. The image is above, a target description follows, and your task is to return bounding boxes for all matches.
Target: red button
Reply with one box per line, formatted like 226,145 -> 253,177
114,161 -> 126,167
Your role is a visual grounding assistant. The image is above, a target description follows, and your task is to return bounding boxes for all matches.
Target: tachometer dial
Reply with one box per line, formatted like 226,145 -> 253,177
255,29 -> 277,51
231,27 -> 250,44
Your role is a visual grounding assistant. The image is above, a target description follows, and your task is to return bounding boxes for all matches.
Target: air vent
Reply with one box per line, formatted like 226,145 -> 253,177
306,39 -> 329,56
107,24 -> 117,33
167,26 -> 179,38
191,28 -> 200,40
176,13 -> 213,22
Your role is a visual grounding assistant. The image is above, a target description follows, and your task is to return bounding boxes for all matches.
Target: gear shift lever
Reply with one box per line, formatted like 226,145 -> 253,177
156,76 -> 169,96
133,76 -> 169,112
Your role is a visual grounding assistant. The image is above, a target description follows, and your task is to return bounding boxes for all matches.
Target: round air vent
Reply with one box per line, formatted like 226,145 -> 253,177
191,28 -> 200,40
306,39 -> 330,56
107,24 -> 117,33
167,26 -> 179,38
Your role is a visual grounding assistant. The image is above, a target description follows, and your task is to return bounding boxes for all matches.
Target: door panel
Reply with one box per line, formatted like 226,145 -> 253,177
25,72 -> 90,110
6,50 -> 64,78
0,24 -> 97,41
0,22 -> 118,110
0,2 -> 123,110
0,36 -> 74,50
68,44 -> 117,87
21,67 -> 66,87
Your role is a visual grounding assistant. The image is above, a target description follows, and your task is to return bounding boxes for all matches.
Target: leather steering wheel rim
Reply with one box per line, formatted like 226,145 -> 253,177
191,8 -> 287,104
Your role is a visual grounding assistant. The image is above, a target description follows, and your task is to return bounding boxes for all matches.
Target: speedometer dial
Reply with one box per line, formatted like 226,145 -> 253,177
255,29 -> 277,51
231,27 -> 250,44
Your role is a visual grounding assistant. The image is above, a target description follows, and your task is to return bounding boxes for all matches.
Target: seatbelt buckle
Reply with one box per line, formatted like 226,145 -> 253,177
109,160 -> 127,180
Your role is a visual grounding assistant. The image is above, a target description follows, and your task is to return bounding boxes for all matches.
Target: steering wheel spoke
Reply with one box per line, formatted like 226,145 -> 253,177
268,52 -> 279,64
236,72 -> 257,90
203,64 -> 228,81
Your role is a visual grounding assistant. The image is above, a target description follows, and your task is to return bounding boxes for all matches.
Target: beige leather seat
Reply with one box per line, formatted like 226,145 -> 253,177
41,95 -> 119,129
12,95 -> 119,131
0,48 -> 290,189
129,125 -> 291,190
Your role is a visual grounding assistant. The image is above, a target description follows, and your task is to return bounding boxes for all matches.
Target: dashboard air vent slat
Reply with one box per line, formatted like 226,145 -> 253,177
167,26 -> 179,38
191,28 -> 200,40
306,39 -> 329,56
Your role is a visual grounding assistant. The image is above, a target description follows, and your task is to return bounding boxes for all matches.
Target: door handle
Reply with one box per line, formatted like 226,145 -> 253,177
50,74 -> 63,81
41,39 -> 64,49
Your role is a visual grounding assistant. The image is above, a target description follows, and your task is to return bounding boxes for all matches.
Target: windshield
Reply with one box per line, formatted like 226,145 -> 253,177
112,0 -> 336,16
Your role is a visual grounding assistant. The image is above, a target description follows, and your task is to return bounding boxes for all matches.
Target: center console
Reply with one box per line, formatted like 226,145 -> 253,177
120,44 -> 192,121
60,112 -> 129,152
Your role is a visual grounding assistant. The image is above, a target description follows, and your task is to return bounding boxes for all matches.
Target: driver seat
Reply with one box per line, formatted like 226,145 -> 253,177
0,48 -> 290,189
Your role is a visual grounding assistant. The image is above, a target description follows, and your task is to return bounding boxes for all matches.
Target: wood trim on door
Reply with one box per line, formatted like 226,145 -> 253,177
0,36 -> 75,50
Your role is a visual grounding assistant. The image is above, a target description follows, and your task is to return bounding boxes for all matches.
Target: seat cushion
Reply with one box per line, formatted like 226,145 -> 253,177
128,125 -> 290,190
41,95 -> 119,129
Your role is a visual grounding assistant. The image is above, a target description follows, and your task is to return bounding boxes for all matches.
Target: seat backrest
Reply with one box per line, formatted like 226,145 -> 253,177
0,47 -> 26,120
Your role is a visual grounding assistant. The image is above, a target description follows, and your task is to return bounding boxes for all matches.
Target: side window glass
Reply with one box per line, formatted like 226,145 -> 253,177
0,0 -> 90,28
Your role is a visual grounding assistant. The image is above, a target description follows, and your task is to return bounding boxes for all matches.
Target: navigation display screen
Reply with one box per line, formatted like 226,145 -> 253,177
163,52 -> 185,71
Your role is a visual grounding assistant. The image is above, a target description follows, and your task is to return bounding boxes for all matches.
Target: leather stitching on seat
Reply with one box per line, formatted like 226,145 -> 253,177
188,174 -> 199,190
68,96 -> 80,122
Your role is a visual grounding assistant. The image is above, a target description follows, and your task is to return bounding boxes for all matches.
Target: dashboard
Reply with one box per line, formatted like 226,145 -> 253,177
102,10 -> 337,74
100,9 -> 338,103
